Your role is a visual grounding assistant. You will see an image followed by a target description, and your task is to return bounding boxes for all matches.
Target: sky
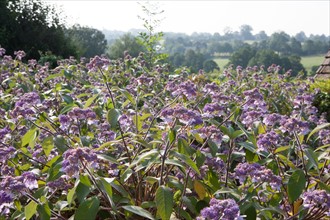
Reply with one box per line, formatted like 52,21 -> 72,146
46,1 -> 330,36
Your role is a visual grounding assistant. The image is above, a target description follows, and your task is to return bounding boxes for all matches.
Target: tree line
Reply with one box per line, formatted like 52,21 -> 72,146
0,0 -> 107,66
1,0 -> 329,74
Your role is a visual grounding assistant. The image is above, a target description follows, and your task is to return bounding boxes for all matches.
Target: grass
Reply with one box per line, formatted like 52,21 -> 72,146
213,57 -> 229,71
301,54 -> 324,73
213,54 -> 325,74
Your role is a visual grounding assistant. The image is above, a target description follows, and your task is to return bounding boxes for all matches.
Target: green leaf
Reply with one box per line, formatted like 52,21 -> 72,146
119,88 -> 136,105
155,186 -> 174,220
37,202 -> 51,220
307,123 -> 330,141
168,129 -> 176,144
22,127 -> 38,148
304,148 -> 319,172
76,182 -> 91,203
288,169 -> 306,203
122,205 -> 155,220
67,187 -> 76,204
171,151 -> 200,175
274,146 -> 290,154
41,136 -> 54,157
53,135 -> 67,153
84,94 -> 98,108
24,201 -> 38,220
107,108 -> 120,130
60,104 -> 76,114
74,197 -> 100,220
62,94 -> 73,104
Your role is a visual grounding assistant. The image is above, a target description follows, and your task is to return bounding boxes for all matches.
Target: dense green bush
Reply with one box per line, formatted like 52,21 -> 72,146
0,47 -> 330,219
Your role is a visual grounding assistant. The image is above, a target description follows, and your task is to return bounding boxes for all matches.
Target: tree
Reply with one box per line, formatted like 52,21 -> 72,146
268,32 -> 291,55
107,33 -> 145,59
0,0 -> 77,59
229,45 -> 256,68
248,49 -> 281,68
67,25 -> 107,58
203,60 -> 220,73
239,24 -> 254,40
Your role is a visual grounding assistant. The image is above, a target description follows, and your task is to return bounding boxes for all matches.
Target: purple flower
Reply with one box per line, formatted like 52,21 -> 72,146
203,103 -> 226,118
0,47 -> 5,56
279,116 -> 310,135
0,146 -> 16,162
234,162 -> 282,190
87,55 -> 110,70
171,80 -> 197,100
257,130 -> 280,152
62,147 -> 98,177
319,129 -> 330,146
198,198 -> 242,220
198,125 -> 223,145
14,50 -> 26,60
0,190 -> 13,215
21,172 -> 38,189
302,190 -> 330,215
263,113 -> 282,126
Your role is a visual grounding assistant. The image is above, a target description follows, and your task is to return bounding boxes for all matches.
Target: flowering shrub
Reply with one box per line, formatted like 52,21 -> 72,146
1,46 -> 330,219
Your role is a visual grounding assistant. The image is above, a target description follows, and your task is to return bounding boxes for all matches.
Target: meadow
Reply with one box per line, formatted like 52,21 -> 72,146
0,48 -> 330,220
214,54 -> 325,74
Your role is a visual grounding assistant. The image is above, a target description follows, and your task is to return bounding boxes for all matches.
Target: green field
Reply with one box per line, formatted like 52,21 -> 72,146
213,57 -> 229,71
301,54 -> 324,73
214,54 -> 324,74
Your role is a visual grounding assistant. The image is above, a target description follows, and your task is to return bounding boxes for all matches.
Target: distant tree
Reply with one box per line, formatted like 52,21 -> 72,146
203,59 -> 220,73
255,31 -> 268,41
268,32 -> 291,55
0,0 -> 77,59
183,49 -> 205,72
295,31 -> 307,42
239,24 -> 254,40
229,45 -> 256,68
107,33 -> 145,59
67,25 -> 107,58
288,37 -> 302,55
248,49 -> 281,68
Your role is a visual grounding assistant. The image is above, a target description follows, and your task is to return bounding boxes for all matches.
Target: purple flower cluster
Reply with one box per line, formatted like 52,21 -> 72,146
263,113 -> 282,127
302,190 -> 330,216
1,171 -> 38,191
0,145 -> 16,162
160,105 -> 203,126
319,129 -> 330,146
0,46 -> 5,56
203,103 -> 226,118
241,88 -> 267,128
10,92 -> 41,120
87,55 -> 110,70
167,80 -> 197,100
62,147 -> 98,177
197,125 -> 223,145
14,50 -> 26,60
257,130 -> 280,152
204,82 -> 221,94
0,190 -> 12,215
234,162 -> 282,190
59,107 -> 98,131
197,198 -> 242,220
279,116 -> 309,135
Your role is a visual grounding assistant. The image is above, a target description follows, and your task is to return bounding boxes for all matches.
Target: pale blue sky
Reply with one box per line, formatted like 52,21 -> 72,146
47,1 -> 330,36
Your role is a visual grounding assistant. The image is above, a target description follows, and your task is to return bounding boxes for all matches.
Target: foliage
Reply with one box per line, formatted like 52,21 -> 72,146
107,33 -> 146,59
1,46 -> 330,220
66,25 -> 107,59
0,0 -> 78,60
311,79 -> 330,122
137,2 -> 168,68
